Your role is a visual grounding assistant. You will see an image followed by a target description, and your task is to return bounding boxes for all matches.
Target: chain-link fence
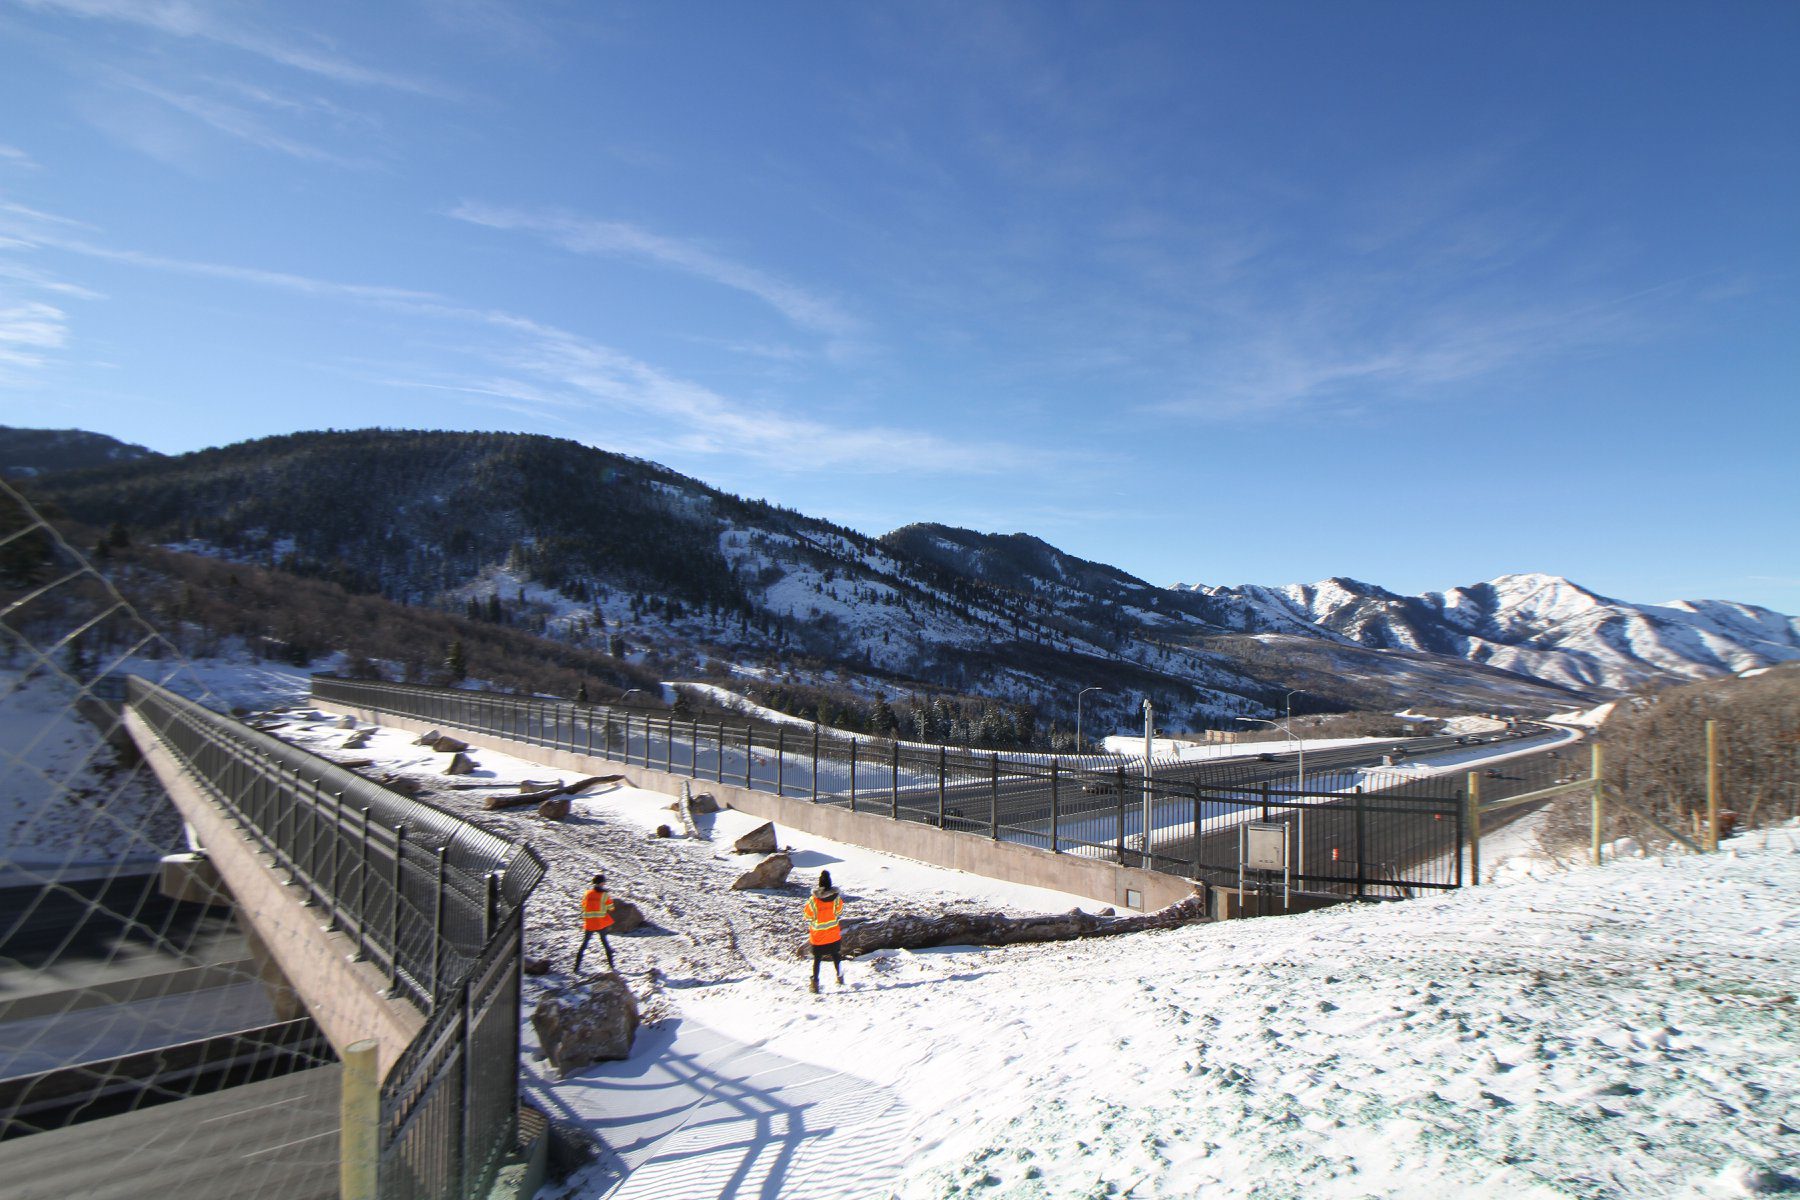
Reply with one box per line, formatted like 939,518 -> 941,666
2,482 -> 541,1200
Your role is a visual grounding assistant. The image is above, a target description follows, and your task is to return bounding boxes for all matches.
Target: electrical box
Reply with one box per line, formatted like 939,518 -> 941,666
1244,821 -> 1288,871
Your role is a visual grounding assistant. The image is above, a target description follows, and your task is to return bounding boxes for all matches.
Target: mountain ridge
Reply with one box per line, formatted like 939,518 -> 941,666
16,425 -> 1788,720
1188,573 -> 1800,691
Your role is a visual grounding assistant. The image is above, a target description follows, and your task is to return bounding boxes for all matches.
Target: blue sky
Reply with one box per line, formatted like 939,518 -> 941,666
1,1 -> 1795,610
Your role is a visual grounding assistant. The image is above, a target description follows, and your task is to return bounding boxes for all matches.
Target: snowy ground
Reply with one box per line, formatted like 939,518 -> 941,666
266,705 -> 1800,1200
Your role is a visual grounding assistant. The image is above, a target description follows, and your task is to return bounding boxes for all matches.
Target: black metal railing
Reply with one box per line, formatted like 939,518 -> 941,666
313,676 -> 1464,895
125,677 -> 544,1200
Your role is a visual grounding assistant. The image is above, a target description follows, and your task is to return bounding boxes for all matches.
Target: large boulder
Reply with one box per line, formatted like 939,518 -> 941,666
537,797 -> 572,821
431,735 -> 470,753
688,792 -> 722,815
731,851 -> 792,891
733,821 -> 778,855
443,752 -> 477,775
413,729 -> 443,746
609,899 -> 645,934
532,975 -> 640,1077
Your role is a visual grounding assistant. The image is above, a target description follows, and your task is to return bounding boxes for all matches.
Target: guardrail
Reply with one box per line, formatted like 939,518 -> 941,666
313,676 -> 1464,895
125,677 -> 544,1200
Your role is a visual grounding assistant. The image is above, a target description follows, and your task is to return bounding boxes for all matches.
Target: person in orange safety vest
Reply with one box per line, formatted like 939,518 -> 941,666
574,873 -> 615,974
803,870 -> 845,993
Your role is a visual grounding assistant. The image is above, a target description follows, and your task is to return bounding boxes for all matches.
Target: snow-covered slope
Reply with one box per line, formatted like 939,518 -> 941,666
1192,572 -> 1800,691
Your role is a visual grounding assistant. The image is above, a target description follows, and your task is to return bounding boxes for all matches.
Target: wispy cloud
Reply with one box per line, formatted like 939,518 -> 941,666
448,203 -> 862,340
10,0 -> 443,94
118,75 -> 365,166
0,144 -> 37,170
402,312 -> 1021,476
7,228 -> 439,305
3,203 -> 1025,477
0,299 -> 69,379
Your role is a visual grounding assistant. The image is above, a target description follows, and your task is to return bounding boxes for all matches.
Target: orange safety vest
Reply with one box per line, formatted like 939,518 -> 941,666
803,894 -> 843,945
582,888 -> 614,932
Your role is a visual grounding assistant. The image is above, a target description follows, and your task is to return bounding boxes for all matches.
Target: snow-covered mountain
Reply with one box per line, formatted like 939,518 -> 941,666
1188,572 -> 1800,691
27,424 -> 1789,720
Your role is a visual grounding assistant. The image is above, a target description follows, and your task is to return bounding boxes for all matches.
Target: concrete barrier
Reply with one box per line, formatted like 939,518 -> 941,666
333,706 -> 1201,912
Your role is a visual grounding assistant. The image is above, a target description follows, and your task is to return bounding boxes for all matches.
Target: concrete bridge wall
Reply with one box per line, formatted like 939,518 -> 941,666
125,709 -> 424,1078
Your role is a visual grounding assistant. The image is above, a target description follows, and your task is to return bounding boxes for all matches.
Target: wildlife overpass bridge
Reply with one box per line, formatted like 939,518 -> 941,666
3,677 -> 544,1200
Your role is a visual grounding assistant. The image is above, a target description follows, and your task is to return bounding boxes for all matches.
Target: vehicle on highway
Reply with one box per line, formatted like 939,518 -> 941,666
1081,779 -> 1117,795
1485,768 -> 1503,778
1457,735 -> 1480,745
1257,752 -> 1279,762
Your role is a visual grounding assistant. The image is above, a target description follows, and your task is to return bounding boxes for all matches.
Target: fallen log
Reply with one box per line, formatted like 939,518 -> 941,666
809,892 -> 1209,958
482,774 -> 623,810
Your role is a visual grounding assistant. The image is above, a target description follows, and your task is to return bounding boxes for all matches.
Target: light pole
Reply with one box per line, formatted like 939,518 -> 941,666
1237,693 -> 1306,879
1076,687 -> 1103,753
1235,690 -> 1304,795
1141,697 -> 1156,867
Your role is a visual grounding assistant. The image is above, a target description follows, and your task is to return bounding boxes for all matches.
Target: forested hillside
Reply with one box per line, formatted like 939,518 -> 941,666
21,427 -> 1594,734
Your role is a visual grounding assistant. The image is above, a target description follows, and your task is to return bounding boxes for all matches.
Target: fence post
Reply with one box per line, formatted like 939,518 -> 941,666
691,720 -> 699,778
389,823 -> 407,996
585,708 -> 593,757
339,1039 -> 379,1200
1466,771 -> 1482,887
745,726 -> 754,790
891,742 -> 899,819
664,715 -> 673,774
1705,719 -> 1719,852
1259,780 -> 1270,822
717,722 -> 726,784
937,747 -> 947,828
1192,782 -> 1203,878
431,844 -> 448,1001
327,791 -> 344,931
849,739 -> 858,812
1115,767 -> 1126,864
777,728 -> 785,796
1050,761 -> 1060,853
484,872 -> 499,944
1354,786 -> 1367,900
603,710 -> 614,761
1453,789 -> 1465,888
811,727 -> 820,801
1591,741 -> 1605,866
356,807 -> 371,961
990,756 -> 1000,840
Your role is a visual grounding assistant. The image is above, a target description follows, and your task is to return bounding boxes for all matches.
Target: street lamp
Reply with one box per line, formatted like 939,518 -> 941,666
1076,687 -> 1103,753
1235,690 -> 1304,794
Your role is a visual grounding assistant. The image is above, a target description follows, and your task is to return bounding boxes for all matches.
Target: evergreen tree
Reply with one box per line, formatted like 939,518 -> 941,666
445,639 -> 467,682
870,695 -> 897,736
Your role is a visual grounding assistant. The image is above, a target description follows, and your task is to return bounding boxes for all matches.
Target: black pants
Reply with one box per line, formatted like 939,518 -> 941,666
575,929 -> 614,974
810,941 -> 842,983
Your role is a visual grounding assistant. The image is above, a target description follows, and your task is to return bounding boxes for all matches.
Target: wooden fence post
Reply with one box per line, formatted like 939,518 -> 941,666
1590,741 -> 1605,866
1466,771 -> 1481,886
339,1039 -> 379,1200
1705,719 -> 1720,852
